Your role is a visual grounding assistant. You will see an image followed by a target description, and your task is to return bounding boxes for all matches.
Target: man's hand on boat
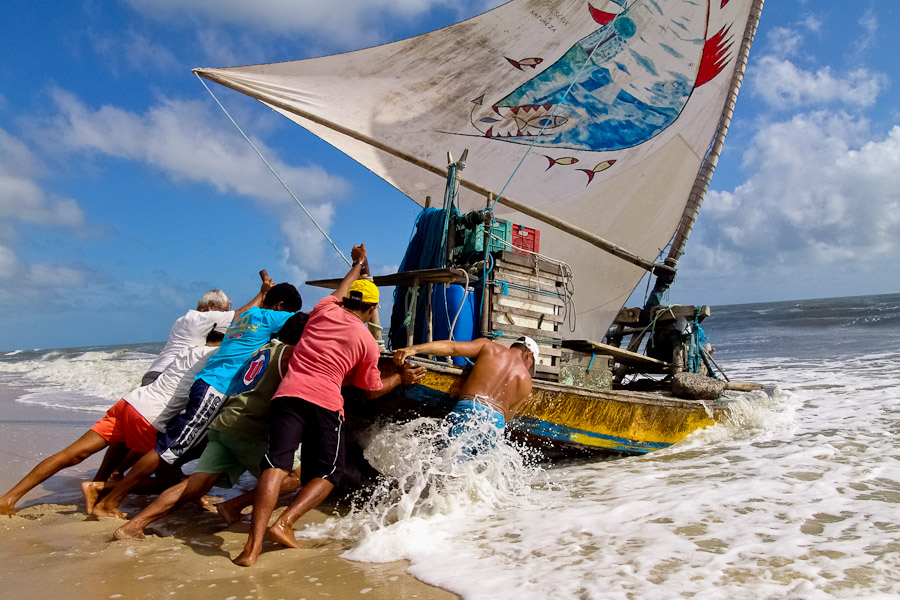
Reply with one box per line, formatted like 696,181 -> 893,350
398,362 -> 426,385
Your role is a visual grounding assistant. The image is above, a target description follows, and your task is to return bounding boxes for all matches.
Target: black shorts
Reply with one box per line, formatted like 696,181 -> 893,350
263,396 -> 345,486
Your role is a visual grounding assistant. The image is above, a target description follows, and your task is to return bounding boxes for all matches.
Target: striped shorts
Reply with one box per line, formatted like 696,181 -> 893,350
156,379 -> 227,465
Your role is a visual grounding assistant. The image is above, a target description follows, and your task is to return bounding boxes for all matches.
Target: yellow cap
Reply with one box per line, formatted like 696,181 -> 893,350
345,279 -> 380,304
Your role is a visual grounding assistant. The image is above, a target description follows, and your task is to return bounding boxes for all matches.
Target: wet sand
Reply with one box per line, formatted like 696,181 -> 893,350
0,385 -> 456,599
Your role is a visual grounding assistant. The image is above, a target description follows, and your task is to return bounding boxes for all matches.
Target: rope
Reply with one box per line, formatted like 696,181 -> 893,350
195,74 -> 350,266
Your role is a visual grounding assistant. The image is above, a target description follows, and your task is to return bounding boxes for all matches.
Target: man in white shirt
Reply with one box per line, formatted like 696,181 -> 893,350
141,289 -> 235,385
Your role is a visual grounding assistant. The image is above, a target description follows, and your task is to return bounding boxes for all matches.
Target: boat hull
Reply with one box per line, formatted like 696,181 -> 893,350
349,360 -> 730,458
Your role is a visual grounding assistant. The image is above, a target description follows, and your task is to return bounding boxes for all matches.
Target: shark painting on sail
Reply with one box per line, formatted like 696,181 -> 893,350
471,0 -> 735,154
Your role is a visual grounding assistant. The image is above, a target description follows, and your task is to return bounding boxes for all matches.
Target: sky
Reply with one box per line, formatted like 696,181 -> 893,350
1,0 -> 898,351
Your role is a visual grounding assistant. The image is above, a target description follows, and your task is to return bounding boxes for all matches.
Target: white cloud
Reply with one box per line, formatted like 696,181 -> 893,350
855,8 -> 877,56
751,56 -> 887,109
92,29 -> 178,75
0,125 -> 94,316
44,89 -> 350,208
765,26 -> 803,57
680,114 -> 900,297
123,0 -> 462,48
34,88 -> 352,281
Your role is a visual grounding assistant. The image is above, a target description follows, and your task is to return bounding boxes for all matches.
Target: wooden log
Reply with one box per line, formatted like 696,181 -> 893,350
614,307 -> 642,325
650,305 -> 711,322
725,382 -> 765,392
406,277 -> 420,348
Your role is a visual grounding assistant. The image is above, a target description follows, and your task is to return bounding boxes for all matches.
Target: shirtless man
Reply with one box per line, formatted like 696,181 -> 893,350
392,336 -> 537,444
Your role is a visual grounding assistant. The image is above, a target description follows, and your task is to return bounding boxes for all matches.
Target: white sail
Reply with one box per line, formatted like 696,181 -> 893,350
196,0 -> 760,340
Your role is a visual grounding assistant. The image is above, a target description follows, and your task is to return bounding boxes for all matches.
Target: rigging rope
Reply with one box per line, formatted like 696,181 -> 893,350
196,74 -> 350,266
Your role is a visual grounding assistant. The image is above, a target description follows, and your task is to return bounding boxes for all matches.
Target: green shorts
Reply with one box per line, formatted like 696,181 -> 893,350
195,428 -> 300,488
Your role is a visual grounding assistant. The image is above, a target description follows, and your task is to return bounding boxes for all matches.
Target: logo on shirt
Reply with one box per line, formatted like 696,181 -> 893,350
240,349 -> 271,391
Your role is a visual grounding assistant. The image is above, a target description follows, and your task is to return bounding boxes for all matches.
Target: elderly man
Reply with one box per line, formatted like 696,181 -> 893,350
141,289 -> 235,386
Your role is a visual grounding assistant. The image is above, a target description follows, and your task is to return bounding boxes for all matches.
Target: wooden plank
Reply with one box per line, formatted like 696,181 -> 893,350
490,311 -> 559,333
492,285 -> 566,307
650,305 -> 711,322
495,250 -> 563,274
490,305 -> 564,323
307,267 -> 467,289
493,337 -> 562,357
613,307 -> 642,325
561,339 -> 670,372
495,295 -> 560,315
494,271 -> 565,293
490,322 -> 563,341
494,262 -> 566,280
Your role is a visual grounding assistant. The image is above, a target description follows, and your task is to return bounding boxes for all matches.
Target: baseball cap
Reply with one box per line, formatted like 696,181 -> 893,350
345,279 -> 380,305
515,336 -> 539,362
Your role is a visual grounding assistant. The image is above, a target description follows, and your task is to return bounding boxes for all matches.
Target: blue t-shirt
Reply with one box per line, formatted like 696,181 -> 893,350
195,307 -> 294,391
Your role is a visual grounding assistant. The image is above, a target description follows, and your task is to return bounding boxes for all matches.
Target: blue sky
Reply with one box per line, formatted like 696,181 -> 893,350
1,0 -> 898,351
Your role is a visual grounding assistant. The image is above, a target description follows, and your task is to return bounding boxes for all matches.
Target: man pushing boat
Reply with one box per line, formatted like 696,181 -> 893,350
232,243 -> 425,567
392,336 -> 537,448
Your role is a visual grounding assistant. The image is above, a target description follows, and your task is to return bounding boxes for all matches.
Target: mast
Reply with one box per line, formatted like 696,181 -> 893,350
640,0 -> 765,312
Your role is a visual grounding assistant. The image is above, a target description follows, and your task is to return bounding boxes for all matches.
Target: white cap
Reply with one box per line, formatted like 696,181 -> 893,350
515,336 -> 540,363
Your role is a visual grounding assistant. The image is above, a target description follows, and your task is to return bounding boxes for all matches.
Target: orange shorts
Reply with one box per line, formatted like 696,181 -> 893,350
90,399 -> 158,454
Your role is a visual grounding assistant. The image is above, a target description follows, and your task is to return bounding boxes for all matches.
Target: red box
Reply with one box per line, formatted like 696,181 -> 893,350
511,224 -> 540,255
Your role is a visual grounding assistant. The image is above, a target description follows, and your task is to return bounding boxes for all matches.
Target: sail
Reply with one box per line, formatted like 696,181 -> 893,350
196,0 -> 761,341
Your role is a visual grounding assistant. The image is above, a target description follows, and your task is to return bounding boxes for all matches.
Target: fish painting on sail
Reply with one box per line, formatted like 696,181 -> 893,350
471,0 -> 735,152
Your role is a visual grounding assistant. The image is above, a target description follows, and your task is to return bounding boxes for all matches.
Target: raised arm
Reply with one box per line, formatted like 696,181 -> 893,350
232,270 -> 276,320
393,338 -> 492,366
332,244 -> 368,300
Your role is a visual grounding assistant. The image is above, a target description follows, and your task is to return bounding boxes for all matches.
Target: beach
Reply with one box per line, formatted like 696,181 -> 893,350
3,293 -> 900,598
0,385 -> 456,600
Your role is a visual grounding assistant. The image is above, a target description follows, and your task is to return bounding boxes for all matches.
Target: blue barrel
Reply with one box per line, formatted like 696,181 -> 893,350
432,284 -> 475,366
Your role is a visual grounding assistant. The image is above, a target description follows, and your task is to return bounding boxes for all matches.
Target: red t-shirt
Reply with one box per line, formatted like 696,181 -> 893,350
273,296 -> 382,415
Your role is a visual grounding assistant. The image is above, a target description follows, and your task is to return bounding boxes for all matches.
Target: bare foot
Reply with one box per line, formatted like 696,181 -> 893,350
215,501 -> 243,527
91,504 -> 126,520
268,521 -> 299,549
231,547 -> 260,567
195,495 -> 217,512
113,523 -> 145,541
82,481 -> 104,514
0,500 -> 15,516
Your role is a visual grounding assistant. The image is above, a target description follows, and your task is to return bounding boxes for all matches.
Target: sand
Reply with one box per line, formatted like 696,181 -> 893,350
0,385 -> 456,600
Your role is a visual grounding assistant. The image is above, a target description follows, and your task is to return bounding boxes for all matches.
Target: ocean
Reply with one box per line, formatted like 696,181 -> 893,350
2,292 -> 899,599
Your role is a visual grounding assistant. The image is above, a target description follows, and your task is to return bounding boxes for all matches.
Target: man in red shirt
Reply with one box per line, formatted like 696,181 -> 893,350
233,243 -> 423,567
